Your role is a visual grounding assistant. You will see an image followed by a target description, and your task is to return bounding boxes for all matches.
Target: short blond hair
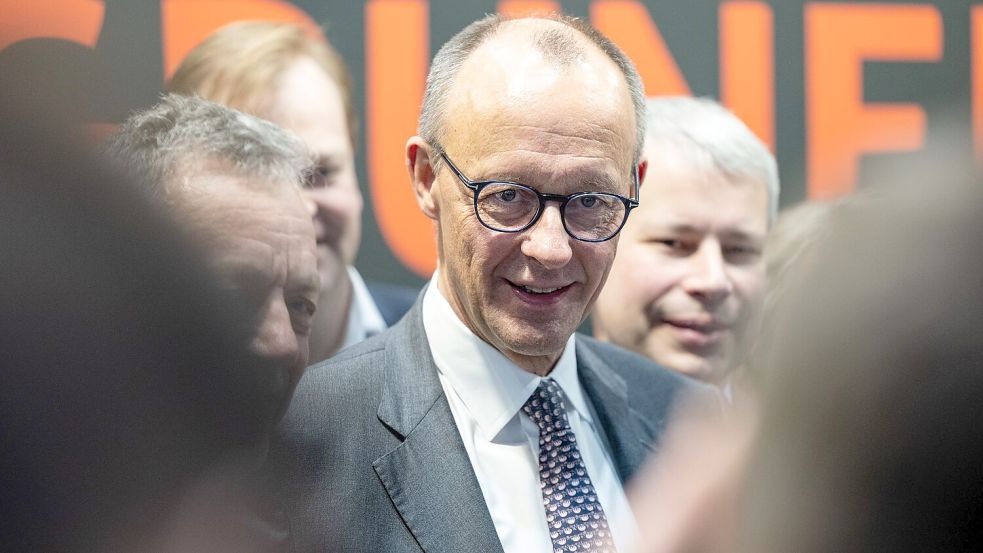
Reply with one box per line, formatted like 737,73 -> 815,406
168,20 -> 357,150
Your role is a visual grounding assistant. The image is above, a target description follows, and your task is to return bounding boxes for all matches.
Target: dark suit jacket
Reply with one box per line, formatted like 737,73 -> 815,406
272,297 -> 707,552
366,280 -> 418,327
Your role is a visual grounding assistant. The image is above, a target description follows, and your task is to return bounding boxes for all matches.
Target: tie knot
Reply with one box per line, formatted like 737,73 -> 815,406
522,378 -> 570,431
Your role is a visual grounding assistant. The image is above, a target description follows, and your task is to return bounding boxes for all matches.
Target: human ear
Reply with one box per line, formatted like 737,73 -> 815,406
406,136 -> 438,220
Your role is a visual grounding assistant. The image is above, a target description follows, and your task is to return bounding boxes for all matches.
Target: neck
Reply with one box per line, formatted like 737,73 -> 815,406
506,350 -> 561,377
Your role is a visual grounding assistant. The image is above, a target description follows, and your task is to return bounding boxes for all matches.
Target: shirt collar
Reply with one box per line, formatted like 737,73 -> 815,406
342,266 -> 388,349
422,272 -> 593,441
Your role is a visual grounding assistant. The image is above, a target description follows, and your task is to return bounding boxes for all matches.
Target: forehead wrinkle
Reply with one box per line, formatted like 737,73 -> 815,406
471,149 -> 625,193
448,94 -> 635,171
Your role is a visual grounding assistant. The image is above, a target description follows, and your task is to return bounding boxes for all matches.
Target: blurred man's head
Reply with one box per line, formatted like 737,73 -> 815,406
169,21 -> 360,300
406,14 -> 646,375
594,97 -> 777,385
103,94 -> 319,422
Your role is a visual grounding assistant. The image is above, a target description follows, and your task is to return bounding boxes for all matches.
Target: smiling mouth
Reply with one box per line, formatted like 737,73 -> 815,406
668,319 -> 725,333
507,280 -> 573,302
665,319 -> 728,348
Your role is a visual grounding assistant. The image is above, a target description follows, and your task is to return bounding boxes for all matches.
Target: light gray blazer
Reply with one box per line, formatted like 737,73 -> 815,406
272,295 -> 706,552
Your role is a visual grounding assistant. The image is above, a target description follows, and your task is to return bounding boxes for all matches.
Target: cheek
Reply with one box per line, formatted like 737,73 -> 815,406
732,265 -> 767,306
614,246 -> 678,305
635,279 -> 676,315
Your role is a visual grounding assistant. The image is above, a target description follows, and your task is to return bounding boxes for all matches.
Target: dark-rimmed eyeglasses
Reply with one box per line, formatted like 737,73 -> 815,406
439,151 -> 639,243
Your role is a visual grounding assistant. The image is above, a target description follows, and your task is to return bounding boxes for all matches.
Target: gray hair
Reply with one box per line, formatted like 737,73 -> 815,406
418,13 -> 647,172
102,93 -> 311,201
645,96 -> 780,222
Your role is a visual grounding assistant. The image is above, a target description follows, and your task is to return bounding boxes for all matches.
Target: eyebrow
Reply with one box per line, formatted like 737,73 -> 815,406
580,176 -> 622,194
292,272 -> 321,296
647,223 -> 765,241
481,173 -> 622,195
212,260 -> 275,290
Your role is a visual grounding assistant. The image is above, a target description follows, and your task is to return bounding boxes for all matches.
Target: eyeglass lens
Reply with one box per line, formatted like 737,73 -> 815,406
475,182 -> 626,241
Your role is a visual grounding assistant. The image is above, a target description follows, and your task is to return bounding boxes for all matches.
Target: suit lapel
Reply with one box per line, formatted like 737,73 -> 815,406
576,339 -> 658,484
372,300 -> 504,553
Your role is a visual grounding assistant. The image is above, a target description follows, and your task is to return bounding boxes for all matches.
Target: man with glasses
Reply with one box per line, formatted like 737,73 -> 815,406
274,14 -> 707,553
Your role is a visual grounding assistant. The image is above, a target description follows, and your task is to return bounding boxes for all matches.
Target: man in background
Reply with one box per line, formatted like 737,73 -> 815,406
103,93 -> 320,437
169,21 -> 415,363
593,96 -> 778,389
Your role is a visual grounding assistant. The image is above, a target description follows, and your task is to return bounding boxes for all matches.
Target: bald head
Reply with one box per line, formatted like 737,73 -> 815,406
437,22 -> 636,183
418,14 -> 646,170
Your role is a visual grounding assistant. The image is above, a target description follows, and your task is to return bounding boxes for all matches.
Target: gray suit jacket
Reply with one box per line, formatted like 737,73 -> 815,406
272,296 -> 707,552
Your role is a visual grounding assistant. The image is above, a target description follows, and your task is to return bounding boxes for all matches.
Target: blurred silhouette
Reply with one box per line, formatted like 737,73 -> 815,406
0,91 -> 278,552
739,198 -> 833,392
740,162 -> 983,552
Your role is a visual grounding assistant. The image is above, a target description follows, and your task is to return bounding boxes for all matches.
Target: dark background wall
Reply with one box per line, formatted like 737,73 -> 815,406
1,0 -> 976,289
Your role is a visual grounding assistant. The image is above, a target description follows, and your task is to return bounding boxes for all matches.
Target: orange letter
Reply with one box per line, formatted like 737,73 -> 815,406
805,3 -> 942,199
0,0 -> 103,52
720,1 -> 774,151
973,6 -> 983,161
497,1 -> 561,17
366,0 -> 434,277
161,0 -> 320,81
590,0 -> 690,96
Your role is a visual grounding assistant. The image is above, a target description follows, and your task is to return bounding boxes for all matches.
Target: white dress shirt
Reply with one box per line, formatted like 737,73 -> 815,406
421,273 -> 638,553
340,266 -> 388,351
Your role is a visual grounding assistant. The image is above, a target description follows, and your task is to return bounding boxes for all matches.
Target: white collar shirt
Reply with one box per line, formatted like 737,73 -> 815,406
421,273 -> 638,553
340,266 -> 388,351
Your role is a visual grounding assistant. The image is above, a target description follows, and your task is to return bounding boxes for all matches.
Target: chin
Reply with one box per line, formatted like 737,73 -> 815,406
498,326 -> 572,358
678,358 -> 726,384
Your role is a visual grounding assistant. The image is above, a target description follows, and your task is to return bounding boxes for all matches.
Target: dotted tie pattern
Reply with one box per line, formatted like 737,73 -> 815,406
522,379 -> 618,553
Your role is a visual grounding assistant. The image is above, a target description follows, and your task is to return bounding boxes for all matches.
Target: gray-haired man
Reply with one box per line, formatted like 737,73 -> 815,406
594,96 -> 779,388
104,94 -> 321,432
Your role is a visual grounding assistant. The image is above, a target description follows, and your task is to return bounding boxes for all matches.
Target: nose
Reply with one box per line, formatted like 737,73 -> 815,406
681,241 -> 733,305
520,204 -> 573,270
249,298 -> 301,371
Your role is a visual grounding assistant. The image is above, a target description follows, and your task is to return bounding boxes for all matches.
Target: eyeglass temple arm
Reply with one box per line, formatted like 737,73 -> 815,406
630,163 -> 640,207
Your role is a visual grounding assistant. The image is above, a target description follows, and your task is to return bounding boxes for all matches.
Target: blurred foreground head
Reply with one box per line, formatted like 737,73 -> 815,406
741,163 -> 983,551
103,94 -> 320,426
0,94 -> 275,552
594,96 -> 777,385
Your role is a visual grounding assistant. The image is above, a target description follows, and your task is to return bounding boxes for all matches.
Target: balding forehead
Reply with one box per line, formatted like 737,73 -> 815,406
470,18 -> 606,69
497,18 -> 587,61
450,26 -> 627,113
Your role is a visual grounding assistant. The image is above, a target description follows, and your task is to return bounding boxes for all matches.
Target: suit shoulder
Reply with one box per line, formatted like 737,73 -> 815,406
285,331 -> 391,422
577,334 -> 705,393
